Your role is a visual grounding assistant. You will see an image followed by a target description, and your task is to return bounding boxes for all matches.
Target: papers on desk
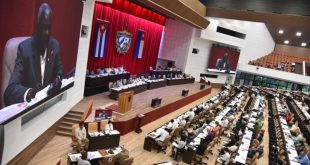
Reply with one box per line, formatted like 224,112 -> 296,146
68,153 -> 81,162
235,96 -> 263,164
109,130 -> 120,135
276,98 -> 301,165
87,72 -> 128,78
88,151 -> 103,160
106,147 -> 122,155
235,129 -> 253,164
89,132 -> 104,137
147,132 -> 159,139
295,100 -> 310,120
145,79 -> 165,83
68,147 -> 123,162
112,81 -> 146,91
89,130 -> 120,137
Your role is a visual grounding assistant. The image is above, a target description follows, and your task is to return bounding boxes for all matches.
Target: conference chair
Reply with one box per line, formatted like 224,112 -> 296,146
88,122 -> 98,133
120,157 -> 134,165
155,135 -> 172,154
193,149 -> 208,165
100,119 -> 109,132
174,148 -> 185,161
1,37 -> 29,107
246,152 -> 259,165
99,155 -> 117,165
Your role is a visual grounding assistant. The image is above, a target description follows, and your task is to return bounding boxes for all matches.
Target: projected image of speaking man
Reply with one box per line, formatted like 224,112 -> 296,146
4,3 -> 63,106
215,52 -> 231,73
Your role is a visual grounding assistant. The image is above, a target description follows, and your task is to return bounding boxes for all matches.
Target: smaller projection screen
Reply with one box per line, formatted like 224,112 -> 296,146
207,45 -> 240,74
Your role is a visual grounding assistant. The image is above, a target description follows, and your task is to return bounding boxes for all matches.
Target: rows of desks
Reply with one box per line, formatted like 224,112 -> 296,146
88,130 -> 120,151
110,78 -> 195,99
84,73 -> 131,96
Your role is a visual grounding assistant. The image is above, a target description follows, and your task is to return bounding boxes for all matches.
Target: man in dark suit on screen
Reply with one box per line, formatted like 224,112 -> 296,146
215,52 -> 231,73
4,3 -> 63,106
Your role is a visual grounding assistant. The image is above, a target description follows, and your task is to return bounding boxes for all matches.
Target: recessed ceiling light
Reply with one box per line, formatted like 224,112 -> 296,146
301,42 -> 307,47
278,29 -> 284,34
296,32 -> 302,36
284,40 -> 289,44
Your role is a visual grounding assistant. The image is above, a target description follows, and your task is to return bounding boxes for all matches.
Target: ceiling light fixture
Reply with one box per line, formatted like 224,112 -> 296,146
296,32 -> 302,36
278,29 -> 284,34
284,40 -> 289,44
301,42 -> 307,47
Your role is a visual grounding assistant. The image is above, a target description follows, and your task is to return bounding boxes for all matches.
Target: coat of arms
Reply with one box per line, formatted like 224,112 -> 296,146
116,30 -> 132,54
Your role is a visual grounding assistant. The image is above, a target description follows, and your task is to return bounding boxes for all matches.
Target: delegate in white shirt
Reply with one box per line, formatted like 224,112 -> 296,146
75,127 -> 87,142
105,123 -> 114,133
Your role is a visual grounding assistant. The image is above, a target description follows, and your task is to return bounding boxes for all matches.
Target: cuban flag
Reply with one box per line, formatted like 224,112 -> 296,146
134,30 -> 145,59
93,19 -> 109,58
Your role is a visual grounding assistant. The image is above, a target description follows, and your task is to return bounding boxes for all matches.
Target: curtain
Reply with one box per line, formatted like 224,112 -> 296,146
101,0 -> 166,25
87,2 -> 164,75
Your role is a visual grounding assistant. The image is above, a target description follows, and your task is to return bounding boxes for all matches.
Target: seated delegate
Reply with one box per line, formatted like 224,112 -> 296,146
75,122 -> 89,150
105,120 -> 114,134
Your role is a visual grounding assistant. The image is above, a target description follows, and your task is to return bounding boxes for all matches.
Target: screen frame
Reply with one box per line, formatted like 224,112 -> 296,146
0,82 -> 73,125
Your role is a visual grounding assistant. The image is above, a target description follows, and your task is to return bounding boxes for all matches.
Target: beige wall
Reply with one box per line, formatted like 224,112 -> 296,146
274,44 -> 310,57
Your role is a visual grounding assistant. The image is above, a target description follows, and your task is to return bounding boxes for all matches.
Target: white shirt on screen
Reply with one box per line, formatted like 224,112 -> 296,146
23,49 -> 47,101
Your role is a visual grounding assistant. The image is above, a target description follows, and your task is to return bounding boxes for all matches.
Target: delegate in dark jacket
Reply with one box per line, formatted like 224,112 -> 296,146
4,36 -> 63,106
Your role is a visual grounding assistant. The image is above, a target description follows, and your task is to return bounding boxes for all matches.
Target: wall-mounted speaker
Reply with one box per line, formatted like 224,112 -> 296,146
200,73 -> 218,78
192,48 -> 199,54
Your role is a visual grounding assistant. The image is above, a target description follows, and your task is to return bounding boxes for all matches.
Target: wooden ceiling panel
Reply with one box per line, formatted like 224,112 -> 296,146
131,0 -> 209,29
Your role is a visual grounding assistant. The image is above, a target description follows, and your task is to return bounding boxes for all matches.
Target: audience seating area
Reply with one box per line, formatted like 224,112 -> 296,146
144,85 -> 265,164
142,85 -> 310,164
214,89 -> 266,165
257,86 -> 310,165
248,52 -> 310,73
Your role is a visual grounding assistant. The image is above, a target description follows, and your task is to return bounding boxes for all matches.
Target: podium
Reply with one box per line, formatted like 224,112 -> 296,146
118,91 -> 134,114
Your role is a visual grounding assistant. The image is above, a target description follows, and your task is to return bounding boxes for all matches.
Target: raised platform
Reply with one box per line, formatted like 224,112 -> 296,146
84,82 -> 212,135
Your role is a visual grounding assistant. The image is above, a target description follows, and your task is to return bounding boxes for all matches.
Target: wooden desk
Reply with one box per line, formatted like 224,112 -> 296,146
88,131 -> 120,151
109,83 -> 148,100
67,147 -> 123,165
150,70 -> 182,76
143,136 -> 156,151
84,73 -> 130,96
166,78 -> 195,86
147,80 -> 167,89
182,147 -> 196,164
